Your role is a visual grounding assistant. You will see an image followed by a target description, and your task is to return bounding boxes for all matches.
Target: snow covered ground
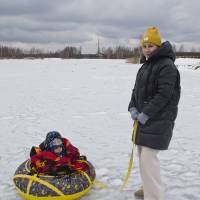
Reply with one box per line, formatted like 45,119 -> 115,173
0,58 -> 199,200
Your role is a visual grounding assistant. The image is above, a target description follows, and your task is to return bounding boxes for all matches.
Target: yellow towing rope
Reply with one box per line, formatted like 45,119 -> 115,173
94,120 -> 138,192
118,120 -> 138,191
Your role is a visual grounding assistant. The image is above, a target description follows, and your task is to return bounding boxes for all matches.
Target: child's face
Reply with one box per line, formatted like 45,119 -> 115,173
53,146 -> 63,154
50,138 -> 63,155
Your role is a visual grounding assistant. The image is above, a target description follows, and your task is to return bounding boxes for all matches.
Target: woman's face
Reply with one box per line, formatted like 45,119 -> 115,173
142,43 -> 158,58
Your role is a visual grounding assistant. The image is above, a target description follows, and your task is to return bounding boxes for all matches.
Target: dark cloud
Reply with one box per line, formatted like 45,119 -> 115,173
0,0 -> 200,52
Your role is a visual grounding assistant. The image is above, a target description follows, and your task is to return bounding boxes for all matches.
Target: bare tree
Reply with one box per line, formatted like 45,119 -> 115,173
191,47 -> 196,52
172,44 -> 177,52
179,44 -> 185,52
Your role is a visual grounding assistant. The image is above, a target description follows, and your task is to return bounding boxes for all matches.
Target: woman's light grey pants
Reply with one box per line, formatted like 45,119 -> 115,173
138,146 -> 164,200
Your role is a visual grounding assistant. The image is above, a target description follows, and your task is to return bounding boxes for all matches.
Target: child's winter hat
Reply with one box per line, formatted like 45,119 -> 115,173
45,131 -> 62,148
141,26 -> 161,47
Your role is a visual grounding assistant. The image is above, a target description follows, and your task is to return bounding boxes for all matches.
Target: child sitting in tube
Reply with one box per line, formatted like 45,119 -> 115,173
30,131 -> 87,175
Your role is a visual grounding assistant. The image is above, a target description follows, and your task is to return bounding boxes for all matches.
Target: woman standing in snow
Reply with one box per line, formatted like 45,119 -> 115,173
128,26 -> 180,200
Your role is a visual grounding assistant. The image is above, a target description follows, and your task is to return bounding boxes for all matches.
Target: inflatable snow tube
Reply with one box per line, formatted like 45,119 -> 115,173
13,159 -> 96,200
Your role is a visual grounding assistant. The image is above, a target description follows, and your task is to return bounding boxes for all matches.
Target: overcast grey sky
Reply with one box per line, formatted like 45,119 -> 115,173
0,0 -> 200,53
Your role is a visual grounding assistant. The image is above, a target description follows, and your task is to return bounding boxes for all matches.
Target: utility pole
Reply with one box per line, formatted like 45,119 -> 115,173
0,46 -> 2,58
97,38 -> 100,56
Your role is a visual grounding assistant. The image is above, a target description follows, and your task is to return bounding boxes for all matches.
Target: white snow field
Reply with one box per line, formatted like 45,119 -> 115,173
0,58 -> 200,200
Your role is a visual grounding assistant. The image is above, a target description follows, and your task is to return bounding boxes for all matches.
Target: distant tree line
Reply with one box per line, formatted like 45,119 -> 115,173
0,46 -> 81,59
0,45 -> 139,59
0,44 -> 200,59
101,46 -> 140,59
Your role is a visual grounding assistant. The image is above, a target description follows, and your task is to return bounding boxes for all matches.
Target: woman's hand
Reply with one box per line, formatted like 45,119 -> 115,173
137,112 -> 149,125
129,107 -> 139,120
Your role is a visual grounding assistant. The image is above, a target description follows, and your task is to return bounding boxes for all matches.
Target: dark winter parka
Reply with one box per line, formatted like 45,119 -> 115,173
128,41 -> 181,150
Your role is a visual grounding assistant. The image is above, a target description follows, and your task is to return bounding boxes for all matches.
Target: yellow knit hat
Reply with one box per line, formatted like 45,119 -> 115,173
141,26 -> 161,47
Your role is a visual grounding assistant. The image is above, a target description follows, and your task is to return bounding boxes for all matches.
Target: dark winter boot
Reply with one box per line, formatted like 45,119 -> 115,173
134,187 -> 144,198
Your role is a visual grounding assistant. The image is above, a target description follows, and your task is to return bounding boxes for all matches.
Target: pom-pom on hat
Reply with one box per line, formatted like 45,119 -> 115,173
141,26 -> 161,47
